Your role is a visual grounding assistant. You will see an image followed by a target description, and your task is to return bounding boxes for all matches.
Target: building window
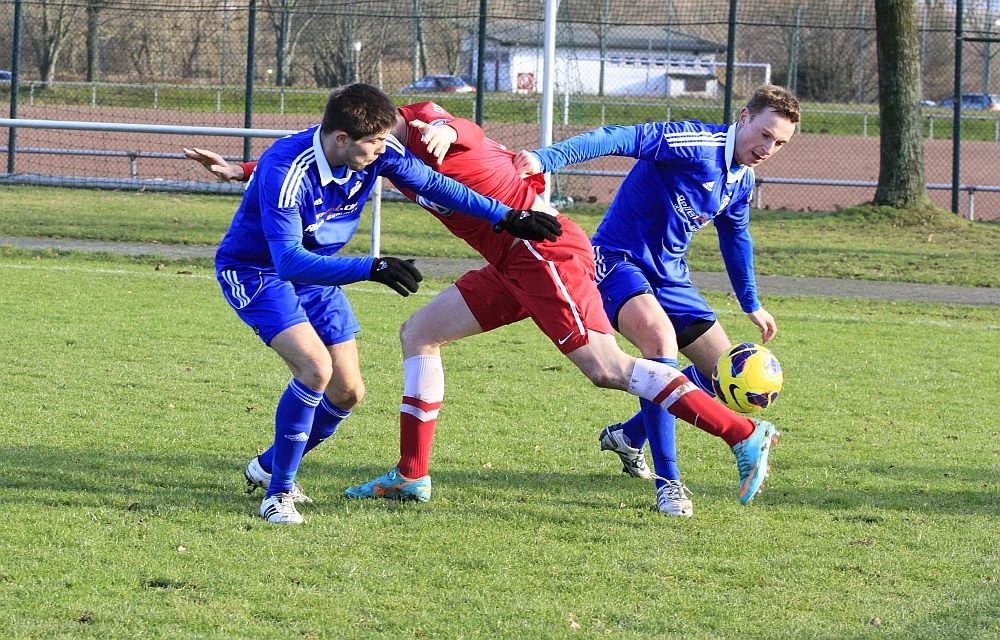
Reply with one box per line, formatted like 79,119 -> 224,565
686,78 -> 707,92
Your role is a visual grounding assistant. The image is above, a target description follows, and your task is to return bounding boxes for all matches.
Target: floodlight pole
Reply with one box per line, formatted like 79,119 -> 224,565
723,0 -> 738,124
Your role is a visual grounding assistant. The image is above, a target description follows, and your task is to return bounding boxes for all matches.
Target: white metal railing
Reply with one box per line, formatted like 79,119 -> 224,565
0,117 -> 387,255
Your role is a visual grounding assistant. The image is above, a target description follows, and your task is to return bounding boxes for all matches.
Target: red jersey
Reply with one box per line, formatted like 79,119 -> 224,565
394,102 -> 546,265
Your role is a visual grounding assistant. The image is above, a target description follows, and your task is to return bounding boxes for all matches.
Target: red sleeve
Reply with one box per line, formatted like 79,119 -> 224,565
238,161 -> 257,182
400,102 -> 485,152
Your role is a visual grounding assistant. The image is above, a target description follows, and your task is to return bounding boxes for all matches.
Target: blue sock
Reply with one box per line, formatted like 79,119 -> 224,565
258,396 -> 351,472
682,364 -> 715,396
266,379 -> 323,498
619,411 -> 647,450
303,396 -> 351,456
643,357 -> 681,487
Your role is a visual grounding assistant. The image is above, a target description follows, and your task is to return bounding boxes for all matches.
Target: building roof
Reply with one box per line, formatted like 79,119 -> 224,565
483,20 -> 726,54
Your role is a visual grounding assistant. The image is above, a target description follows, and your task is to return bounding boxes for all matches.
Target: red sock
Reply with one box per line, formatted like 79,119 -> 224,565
658,379 -> 754,447
397,396 -> 439,478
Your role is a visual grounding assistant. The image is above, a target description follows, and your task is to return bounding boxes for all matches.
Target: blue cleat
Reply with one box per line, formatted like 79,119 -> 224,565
344,467 -> 432,502
732,418 -> 779,504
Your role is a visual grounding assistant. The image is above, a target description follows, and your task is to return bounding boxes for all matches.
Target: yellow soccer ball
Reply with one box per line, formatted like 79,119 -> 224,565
711,342 -> 783,413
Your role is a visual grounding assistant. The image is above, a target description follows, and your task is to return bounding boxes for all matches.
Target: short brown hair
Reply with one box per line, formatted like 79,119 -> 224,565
745,85 -> 800,124
320,83 -> 398,139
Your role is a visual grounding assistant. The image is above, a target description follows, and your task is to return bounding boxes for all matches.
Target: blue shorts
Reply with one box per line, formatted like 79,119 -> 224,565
594,248 -> 715,335
217,267 -> 360,346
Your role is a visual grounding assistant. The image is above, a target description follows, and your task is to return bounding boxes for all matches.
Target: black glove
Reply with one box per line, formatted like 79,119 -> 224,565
493,209 -> 563,242
369,257 -> 422,296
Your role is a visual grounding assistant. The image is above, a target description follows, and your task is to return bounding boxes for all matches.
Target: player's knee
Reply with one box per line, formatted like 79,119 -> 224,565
400,316 -> 436,350
328,380 -> 365,409
297,358 -> 333,391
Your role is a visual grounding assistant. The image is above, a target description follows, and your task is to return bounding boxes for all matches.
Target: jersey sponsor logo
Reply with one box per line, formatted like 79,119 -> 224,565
702,181 -> 715,191
416,194 -> 453,216
304,203 -> 360,234
673,194 -> 709,228
304,221 -> 323,234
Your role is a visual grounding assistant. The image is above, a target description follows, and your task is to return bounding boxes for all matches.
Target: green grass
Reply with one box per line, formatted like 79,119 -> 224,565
3,185 -> 999,287
0,251 -> 998,637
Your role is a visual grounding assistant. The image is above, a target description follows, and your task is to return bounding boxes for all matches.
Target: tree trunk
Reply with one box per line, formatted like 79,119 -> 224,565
874,0 -> 928,206
86,1 -> 104,83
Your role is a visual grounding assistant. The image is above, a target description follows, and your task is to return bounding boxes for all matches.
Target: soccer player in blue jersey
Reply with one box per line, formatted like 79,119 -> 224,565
515,85 -> 798,516
215,83 -> 561,524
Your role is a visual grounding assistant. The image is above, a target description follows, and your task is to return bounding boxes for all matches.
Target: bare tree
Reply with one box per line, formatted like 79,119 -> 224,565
264,0 -> 315,86
874,0 -> 928,206
26,0 -> 81,85
85,0 -> 108,82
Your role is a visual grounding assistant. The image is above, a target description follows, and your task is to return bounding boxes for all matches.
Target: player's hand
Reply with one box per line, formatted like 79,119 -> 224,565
409,119 -> 457,165
183,147 -> 244,181
747,307 -> 777,343
512,150 -> 542,177
369,257 -> 423,296
493,209 -> 562,242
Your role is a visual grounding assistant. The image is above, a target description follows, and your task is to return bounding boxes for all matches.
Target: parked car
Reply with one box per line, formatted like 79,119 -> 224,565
936,93 -> 1000,110
400,75 -> 476,94
921,99 -> 936,107
0,70 -> 11,82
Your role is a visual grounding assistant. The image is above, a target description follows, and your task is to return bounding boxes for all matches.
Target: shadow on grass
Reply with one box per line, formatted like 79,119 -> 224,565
2,447 -> 997,518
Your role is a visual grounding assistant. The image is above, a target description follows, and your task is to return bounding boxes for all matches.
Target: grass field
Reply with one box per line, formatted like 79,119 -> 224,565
0,248 -> 998,638
2,185 -> 999,287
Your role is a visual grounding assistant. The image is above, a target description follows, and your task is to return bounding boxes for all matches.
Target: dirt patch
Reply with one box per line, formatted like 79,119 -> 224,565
2,104 -> 997,220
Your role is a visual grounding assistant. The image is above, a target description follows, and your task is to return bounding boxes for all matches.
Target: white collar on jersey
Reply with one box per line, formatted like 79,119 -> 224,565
724,121 -> 748,183
312,126 -> 356,186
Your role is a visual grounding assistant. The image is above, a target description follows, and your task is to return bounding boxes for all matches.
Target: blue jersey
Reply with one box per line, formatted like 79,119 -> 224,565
216,125 -> 511,283
533,121 -> 760,313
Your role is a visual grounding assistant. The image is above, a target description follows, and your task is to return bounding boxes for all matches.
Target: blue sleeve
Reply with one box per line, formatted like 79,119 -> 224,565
531,122 -> 685,173
713,193 -> 760,313
269,239 -> 374,286
379,142 -> 511,224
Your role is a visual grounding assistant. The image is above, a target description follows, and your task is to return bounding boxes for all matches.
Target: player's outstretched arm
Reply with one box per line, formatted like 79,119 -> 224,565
183,147 -> 245,182
747,308 -> 777,343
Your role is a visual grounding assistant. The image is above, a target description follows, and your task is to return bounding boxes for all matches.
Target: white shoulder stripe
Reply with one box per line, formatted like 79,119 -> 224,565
278,149 -> 315,209
384,134 -> 406,155
667,140 -> 726,148
663,132 -> 727,142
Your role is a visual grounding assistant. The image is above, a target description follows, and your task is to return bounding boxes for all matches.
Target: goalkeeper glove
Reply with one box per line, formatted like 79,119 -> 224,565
493,209 -> 562,242
369,257 -> 422,296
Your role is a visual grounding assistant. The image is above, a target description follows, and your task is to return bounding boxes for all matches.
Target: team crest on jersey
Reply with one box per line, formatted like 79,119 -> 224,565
348,181 -> 364,199
416,195 -> 453,216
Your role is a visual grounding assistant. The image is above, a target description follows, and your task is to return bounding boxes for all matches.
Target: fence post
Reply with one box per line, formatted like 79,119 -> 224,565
244,0 -> 258,162
967,187 -> 975,220
755,179 -> 763,209
928,115 -> 933,139
474,0 -> 487,125
7,0 -> 24,174
370,177 -> 382,257
952,0 -> 964,214
723,0 -> 738,124
91,83 -> 97,107
863,113 -> 868,137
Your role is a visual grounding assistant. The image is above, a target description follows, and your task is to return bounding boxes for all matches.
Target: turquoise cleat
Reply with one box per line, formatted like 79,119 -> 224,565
732,418 -> 779,504
344,467 -> 432,502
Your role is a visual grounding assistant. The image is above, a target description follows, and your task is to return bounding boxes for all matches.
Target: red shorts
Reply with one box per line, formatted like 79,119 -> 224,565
455,216 -> 614,354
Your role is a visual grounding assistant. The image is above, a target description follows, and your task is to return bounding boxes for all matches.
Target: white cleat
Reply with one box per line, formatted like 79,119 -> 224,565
599,424 -> 653,480
245,456 -> 313,503
259,492 -> 304,525
656,480 -> 694,517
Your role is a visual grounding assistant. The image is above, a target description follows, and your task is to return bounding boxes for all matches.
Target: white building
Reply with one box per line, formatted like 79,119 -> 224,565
465,21 -> 727,97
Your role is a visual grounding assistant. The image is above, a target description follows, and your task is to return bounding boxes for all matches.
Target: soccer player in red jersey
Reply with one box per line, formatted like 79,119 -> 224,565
186,102 -> 778,515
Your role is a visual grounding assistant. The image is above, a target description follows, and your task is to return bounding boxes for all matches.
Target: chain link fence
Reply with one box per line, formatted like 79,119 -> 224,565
1,0 -> 999,220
